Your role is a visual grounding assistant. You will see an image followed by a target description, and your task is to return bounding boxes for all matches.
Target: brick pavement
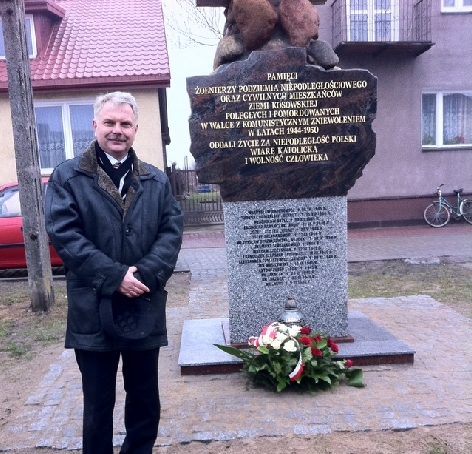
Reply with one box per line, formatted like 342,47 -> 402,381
2,224 -> 472,450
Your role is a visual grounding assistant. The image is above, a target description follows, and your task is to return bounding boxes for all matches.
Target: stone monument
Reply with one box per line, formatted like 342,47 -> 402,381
187,0 -> 377,344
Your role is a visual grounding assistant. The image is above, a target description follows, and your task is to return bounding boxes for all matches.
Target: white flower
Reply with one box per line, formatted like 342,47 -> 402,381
271,339 -> 282,350
277,323 -> 289,333
287,325 -> 301,337
283,340 -> 298,352
261,335 -> 273,346
275,332 -> 288,342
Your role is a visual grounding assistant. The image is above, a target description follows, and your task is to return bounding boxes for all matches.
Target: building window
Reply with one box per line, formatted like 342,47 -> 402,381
442,0 -> 472,12
422,92 -> 472,148
35,102 -> 95,171
347,0 -> 399,42
0,15 -> 36,58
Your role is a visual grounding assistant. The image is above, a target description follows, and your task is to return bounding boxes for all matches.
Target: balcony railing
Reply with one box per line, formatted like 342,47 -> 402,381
332,0 -> 433,57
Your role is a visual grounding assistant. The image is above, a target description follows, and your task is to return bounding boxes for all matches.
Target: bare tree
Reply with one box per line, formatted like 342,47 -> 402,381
0,0 -> 54,312
162,0 -> 224,48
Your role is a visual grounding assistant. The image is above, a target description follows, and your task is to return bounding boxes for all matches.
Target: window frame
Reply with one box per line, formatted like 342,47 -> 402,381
34,99 -> 95,173
422,91 -> 472,151
441,0 -> 472,13
0,15 -> 37,59
346,0 -> 399,42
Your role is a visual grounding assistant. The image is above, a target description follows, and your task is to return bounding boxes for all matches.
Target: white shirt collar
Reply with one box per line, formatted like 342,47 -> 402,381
104,152 -> 123,166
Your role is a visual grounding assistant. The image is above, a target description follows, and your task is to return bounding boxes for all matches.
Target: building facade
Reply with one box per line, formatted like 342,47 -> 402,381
0,0 -> 171,185
319,0 -> 472,226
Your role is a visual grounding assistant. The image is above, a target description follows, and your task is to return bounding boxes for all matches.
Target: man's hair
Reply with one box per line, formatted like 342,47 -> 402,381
94,91 -> 139,124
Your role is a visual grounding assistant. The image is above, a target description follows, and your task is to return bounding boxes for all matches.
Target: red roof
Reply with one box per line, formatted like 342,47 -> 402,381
0,0 -> 170,91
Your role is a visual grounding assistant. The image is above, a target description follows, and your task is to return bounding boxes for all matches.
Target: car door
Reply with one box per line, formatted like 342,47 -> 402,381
0,183 -> 63,269
0,186 -> 26,268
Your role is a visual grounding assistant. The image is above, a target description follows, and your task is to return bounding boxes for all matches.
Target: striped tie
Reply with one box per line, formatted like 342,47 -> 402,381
113,162 -> 121,169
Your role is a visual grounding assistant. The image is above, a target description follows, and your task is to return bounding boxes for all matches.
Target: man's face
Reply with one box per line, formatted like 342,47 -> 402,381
93,101 -> 138,159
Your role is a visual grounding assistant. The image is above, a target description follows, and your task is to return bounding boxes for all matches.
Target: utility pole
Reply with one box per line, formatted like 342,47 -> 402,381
0,0 -> 54,311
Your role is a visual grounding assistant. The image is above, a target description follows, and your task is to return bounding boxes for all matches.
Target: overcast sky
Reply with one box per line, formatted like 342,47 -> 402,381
165,44 -> 216,169
163,1 -> 224,169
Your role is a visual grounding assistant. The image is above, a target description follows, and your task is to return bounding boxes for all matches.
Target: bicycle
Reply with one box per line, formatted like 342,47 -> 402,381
424,184 -> 472,227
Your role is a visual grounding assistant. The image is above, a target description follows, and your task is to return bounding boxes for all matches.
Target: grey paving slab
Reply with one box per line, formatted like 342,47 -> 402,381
178,318 -> 241,367
178,311 -> 415,369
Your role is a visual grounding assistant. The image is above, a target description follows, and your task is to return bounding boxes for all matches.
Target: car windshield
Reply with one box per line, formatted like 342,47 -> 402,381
0,187 -> 21,217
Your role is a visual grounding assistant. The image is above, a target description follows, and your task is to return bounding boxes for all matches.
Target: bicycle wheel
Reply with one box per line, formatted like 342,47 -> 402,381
424,202 -> 450,227
460,199 -> 472,225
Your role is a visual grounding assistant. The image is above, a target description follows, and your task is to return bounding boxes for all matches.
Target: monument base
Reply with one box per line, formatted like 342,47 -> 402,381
178,312 -> 415,376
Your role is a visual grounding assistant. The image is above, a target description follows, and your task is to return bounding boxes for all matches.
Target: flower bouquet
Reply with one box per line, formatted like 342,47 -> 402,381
215,322 -> 364,392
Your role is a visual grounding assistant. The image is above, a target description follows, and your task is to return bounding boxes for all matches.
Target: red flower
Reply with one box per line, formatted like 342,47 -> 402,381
313,334 -> 322,344
311,347 -> 322,357
327,339 -> 339,353
345,359 -> 354,368
300,326 -> 311,335
300,336 -> 312,346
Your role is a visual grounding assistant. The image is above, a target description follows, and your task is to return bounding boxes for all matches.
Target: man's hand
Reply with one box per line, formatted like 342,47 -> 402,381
118,266 -> 150,298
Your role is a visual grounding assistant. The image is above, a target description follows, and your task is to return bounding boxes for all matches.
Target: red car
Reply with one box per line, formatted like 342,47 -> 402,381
0,180 -> 62,269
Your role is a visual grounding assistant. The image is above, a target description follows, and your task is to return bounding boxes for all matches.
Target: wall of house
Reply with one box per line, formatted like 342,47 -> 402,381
132,89 -> 165,171
317,1 -> 472,225
0,95 -> 18,185
0,88 -> 165,186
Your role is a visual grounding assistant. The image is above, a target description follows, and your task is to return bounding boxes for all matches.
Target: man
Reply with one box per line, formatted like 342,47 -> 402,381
45,91 -> 183,454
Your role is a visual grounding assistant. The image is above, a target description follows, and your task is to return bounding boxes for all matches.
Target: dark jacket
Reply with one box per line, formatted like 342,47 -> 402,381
45,142 -> 184,351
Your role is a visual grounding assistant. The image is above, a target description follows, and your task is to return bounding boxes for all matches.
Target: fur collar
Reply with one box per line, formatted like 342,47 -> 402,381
78,141 -> 150,217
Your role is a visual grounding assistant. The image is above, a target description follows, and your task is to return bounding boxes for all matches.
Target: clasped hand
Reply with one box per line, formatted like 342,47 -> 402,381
118,266 -> 150,298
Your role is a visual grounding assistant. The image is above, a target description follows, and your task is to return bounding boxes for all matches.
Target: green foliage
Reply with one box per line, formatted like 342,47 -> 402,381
0,320 -> 15,338
426,441 -> 449,454
216,323 -> 364,393
0,280 -> 67,363
5,340 -> 30,358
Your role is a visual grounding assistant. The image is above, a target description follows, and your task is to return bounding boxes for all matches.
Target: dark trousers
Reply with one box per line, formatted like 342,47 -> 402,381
74,348 -> 161,454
